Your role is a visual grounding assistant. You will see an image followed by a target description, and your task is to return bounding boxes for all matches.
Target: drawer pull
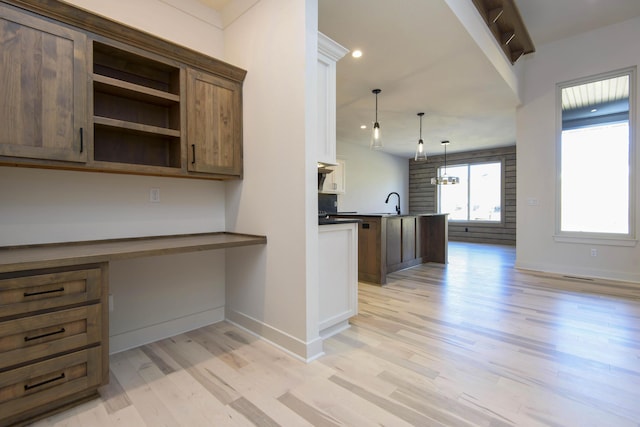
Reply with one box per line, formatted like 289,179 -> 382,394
24,328 -> 66,342
24,373 -> 66,391
23,287 -> 65,297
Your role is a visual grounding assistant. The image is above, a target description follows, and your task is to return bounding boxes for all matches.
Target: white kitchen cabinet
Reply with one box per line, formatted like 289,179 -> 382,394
320,158 -> 346,194
317,32 -> 348,165
318,222 -> 358,338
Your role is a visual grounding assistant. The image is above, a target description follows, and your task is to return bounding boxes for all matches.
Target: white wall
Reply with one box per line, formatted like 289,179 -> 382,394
223,0 -> 322,360
516,17 -> 640,283
62,0 -> 224,57
336,142 -> 410,214
0,0 -> 232,353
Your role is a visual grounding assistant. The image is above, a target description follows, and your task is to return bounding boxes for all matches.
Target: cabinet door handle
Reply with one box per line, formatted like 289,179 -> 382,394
24,287 -> 64,297
24,373 -> 66,391
24,327 -> 66,342
191,144 -> 196,164
80,127 -> 84,153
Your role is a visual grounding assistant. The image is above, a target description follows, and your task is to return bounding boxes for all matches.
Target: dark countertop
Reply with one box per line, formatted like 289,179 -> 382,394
332,212 -> 447,218
318,217 -> 362,225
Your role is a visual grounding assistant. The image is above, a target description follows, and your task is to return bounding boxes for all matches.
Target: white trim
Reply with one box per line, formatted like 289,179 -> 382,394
225,309 -> 325,363
515,261 -> 640,284
553,235 -> 637,246
555,66 -> 637,241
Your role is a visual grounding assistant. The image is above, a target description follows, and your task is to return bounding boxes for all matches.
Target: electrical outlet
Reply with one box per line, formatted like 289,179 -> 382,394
590,248 -> 597,257
150,187 -> 160,203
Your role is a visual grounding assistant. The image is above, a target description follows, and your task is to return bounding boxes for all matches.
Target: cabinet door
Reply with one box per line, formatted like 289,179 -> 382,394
320,159 -> 346,194
0,5 -> 87,162
386,217 -> 402,268
317,32 -> 347,164
186,68 -> 242,176
401,217 -> 416,262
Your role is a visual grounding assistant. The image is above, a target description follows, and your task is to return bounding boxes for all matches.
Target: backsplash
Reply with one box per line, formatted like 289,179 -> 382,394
318,194 -> 337,214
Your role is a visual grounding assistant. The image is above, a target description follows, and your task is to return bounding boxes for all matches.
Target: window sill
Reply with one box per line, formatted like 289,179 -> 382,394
449,220 -> 504,227
553,234 -> 637,247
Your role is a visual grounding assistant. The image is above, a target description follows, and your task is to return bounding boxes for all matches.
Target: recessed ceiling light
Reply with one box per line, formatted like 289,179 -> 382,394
360,125 -> 367,129
352,50 -> 362,58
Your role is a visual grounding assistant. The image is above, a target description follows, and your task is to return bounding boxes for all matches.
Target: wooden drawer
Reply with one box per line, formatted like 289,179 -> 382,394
0,305 -> 101,371
0,267 -> 103,319
0,346 -> 102,424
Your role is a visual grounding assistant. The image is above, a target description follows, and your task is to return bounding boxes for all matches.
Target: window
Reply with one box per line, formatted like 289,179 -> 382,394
437,162 -> 502,222
557,68 -> 635,241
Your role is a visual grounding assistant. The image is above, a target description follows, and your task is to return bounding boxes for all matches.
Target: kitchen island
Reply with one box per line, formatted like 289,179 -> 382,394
333,213 -> 448,284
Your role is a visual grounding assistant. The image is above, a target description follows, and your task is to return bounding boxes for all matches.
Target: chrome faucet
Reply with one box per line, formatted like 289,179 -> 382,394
385,192 -> 401,215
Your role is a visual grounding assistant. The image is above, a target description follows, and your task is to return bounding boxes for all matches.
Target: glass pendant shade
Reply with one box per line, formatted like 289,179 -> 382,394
370,89 -> 383,150
415,140 -> 427,161
414,112 -> 427,161
371,121 -> 383,150
431,140 -> 459,185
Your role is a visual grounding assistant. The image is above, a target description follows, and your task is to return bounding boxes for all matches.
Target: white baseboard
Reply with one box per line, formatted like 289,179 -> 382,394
109,307 -> 225,354
320,320 -> 350,339
515,261 -> 640,284
226,309 -> 324,363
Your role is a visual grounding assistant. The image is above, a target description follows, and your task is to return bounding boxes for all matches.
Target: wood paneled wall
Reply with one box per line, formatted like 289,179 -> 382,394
409,145 -> 516,245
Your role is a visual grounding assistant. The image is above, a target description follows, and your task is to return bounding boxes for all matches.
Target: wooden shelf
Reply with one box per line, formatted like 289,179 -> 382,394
93,74 -> 180,106
0,232 -> 267,274
93,116 -> 180,138
91,40 -> 183,169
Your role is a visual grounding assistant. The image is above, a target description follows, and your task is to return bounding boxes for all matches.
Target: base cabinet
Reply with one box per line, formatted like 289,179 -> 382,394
0,264 -> 108,427
335,214 -> 448,285
318,223 -> 358,337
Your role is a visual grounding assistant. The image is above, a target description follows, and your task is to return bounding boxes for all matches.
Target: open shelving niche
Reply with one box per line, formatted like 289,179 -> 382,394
91,41 -> 183,171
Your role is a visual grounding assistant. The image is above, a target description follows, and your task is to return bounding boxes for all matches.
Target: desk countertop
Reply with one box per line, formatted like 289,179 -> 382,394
0,232 -> 267,273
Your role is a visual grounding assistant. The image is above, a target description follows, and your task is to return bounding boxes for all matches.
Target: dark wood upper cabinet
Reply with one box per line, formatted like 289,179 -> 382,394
0,0 -> 246,180
186,68 -> 242,178
0,3 -> 87,163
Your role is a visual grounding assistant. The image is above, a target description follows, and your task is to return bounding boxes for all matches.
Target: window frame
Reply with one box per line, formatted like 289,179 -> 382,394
436,159 -> 506,225
554,67 -> 637,245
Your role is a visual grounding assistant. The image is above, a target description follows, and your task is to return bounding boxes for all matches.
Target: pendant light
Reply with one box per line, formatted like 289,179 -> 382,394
414,112 -> 427,161
430,140 -> 460,185
370,89 -> 383,150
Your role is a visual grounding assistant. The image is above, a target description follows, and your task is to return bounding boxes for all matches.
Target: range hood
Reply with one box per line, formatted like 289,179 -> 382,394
317,164 -> 334,191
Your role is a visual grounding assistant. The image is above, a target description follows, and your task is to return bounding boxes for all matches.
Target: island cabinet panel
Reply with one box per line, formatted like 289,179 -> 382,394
386,217 -> 402,268
386,216 -> 421,273
401,217 -> 416,263
0,3 -> 87,163
186,68 -> 243,178
356,218 -> 386,284
0,263 -> 108,427
419,214 -> 448,264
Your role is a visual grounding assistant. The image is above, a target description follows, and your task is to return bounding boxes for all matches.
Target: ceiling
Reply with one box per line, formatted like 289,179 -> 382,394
317,0 -> 640,159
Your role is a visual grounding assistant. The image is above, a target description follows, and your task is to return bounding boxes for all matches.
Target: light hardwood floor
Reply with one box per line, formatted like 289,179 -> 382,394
31,242 -> 640,426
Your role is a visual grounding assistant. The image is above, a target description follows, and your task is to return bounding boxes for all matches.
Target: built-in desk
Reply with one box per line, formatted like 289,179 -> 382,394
0,232 -> 266,426
0,232 -> 267,273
